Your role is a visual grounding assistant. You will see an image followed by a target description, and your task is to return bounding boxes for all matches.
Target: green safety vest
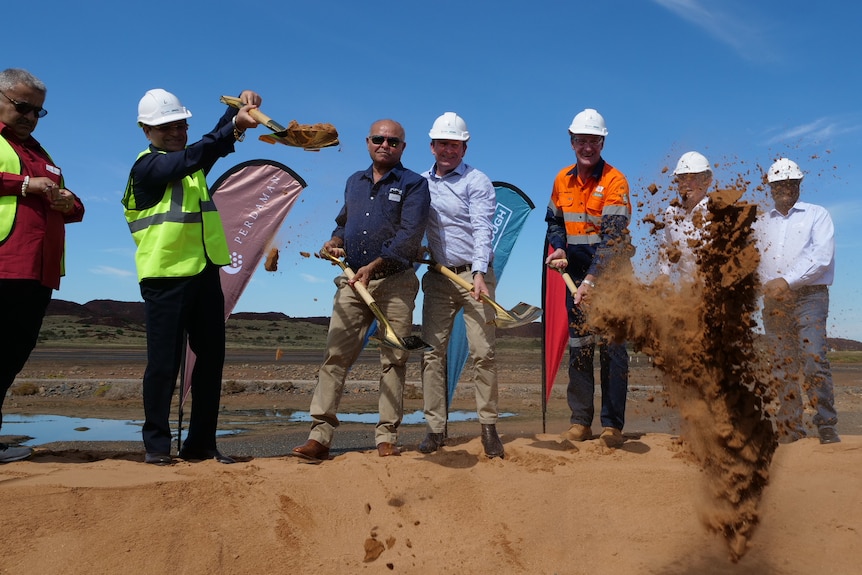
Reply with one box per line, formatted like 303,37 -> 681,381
122,149 -> 230,281
0,135 -> 21,243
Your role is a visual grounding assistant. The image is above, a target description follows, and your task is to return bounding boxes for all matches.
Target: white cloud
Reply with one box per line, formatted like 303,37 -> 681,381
652,0 -> 777,63
90,265 -> 135,278
764,117 -> 862,146
300,273 -> 329,284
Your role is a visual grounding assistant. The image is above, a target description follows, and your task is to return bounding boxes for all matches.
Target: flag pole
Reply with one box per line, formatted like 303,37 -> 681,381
176,330 -> 187,454
541,241 -> 549,434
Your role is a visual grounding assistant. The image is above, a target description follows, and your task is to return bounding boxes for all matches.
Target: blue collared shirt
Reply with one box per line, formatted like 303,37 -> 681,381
333,162 -> 430,270
423,161 -> 496,273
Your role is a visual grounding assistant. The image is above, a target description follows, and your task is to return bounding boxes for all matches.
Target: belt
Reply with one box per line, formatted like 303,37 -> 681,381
445,264 -> 472,274
370,265 -> 409,280
796,284 -> 828,296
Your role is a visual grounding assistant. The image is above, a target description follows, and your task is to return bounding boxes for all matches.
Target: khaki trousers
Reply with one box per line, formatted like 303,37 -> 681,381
308,268 -> 418,447
421,267 -> 498,433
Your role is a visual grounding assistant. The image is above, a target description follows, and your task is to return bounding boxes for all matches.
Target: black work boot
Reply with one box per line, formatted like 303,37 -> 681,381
481,424 -> 504,459
419,433 -> 445,454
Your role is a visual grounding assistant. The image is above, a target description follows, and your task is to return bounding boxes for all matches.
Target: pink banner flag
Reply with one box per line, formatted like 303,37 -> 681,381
181,160 -> 307,407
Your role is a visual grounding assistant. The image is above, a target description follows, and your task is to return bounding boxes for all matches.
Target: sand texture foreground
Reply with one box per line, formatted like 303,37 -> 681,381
1,431 -> 860,574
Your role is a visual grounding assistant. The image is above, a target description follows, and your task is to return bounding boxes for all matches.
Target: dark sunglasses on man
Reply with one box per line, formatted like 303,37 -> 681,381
0,90 -> 48,118
368,135 -> 402,147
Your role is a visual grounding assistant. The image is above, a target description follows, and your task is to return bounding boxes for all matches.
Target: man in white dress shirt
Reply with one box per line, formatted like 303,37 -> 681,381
418,112 -> 503,458
660,151 -> 712,284
755,158 -> 839,444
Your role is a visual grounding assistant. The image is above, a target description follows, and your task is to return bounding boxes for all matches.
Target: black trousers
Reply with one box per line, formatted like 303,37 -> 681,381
0,280 -> 52,430
139,264 -> 226,454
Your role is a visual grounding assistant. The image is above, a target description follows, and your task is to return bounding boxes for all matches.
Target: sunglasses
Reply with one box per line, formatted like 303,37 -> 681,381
368,135 -> 402,147
571,136 -> 603,147
0,90 -> 48,118
150,122 -> 189,133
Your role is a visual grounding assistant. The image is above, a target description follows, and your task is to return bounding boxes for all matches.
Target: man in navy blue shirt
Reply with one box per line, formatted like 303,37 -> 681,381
292,119 -> 430,462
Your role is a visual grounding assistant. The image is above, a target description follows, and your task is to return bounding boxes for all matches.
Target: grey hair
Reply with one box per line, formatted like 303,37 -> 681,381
0,68 -> 47,94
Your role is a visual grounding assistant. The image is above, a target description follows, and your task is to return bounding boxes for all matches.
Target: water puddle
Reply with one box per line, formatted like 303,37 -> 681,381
3,410 -> 515,446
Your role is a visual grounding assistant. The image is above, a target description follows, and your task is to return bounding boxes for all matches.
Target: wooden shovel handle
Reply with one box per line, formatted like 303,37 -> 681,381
338,264 -> 377,308
549,258 -> 579,295
219,95 -> 284,133
318,249 -> 377,307
433,263 -> 475,291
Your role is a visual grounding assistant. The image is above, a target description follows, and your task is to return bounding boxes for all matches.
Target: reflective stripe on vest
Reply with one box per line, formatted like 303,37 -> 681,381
0,135 -> 21,243
122,149 -> 229,281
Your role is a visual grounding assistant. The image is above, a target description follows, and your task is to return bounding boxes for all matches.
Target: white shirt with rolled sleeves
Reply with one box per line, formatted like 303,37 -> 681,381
423,161 -> 496,271
754,201 -> 835,288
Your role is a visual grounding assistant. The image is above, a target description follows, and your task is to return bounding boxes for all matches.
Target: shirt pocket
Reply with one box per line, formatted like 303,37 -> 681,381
585,191 -> 605,216
556,190 -> 577,208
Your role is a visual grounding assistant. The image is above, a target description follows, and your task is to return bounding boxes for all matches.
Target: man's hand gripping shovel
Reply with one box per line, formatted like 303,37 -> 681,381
417,260 -> 542,329
548,258 -> 580,296
318,250 -> 433,352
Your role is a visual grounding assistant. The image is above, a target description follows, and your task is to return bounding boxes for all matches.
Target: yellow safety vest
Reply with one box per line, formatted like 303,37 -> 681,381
122,149 -> 230,281
0,135 -> 21,243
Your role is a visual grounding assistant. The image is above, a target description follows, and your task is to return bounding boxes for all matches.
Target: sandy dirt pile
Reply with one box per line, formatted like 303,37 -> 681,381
1,433 -> 859,575
589,188 -> 778,560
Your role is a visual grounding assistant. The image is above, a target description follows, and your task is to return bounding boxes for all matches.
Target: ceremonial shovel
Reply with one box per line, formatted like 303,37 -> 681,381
317,250 -> 433,352
549,259 -> 580,295
220,95 -> 339,149
418,260 -> 542,329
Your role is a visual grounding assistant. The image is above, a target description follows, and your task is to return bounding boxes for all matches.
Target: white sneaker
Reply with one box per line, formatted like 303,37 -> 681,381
0,443 -> 33,463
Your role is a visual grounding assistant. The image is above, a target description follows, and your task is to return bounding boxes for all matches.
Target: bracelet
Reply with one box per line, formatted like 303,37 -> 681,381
21,175 -> 29,197
232,115 -> 245,142
581,278 -> 596,288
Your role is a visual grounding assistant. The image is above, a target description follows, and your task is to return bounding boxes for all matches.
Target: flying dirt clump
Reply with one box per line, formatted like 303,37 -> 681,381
264,247 -> 279,272
588,186 -> 777,562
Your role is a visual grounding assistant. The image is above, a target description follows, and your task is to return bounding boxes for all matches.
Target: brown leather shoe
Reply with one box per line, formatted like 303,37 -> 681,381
291,439 -> 330,463
377,442 -> 401,457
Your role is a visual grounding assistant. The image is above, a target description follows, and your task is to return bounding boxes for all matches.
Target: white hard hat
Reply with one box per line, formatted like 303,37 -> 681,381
429,112 -> 470,141
137,88 -> 192,126
673,151 -> 711,175
568,108 -> 608,136
767,158 -> 804,182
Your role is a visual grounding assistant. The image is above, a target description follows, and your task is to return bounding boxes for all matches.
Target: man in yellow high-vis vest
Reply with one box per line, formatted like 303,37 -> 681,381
122,88 -> 260,465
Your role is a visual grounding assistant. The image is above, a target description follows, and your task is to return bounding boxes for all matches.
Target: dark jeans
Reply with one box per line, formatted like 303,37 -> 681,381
566,288 -> 629,430
140,264 -> 226,454
0,280 -> 52,431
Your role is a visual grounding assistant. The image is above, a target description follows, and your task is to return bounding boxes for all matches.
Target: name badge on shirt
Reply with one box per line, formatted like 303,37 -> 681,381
388,187 -> 403,202
46,164 -> 61,176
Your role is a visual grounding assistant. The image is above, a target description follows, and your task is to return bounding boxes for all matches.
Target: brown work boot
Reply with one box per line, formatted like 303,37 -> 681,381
419,433 -> 445,454
377,442 -> 401,457
599,427 -> 625,448
561,424 -> 592,442
481,424 -> 504,459
290,439 -> 330,464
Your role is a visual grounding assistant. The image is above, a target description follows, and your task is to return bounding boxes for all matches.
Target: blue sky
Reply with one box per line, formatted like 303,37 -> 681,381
9,0 -> 862,338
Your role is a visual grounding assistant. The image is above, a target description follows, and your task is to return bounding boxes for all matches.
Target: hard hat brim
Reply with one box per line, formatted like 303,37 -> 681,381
140,109 -> 192,127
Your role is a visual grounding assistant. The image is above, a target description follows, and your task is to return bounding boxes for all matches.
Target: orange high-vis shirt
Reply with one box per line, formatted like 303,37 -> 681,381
548,161 -> 631,246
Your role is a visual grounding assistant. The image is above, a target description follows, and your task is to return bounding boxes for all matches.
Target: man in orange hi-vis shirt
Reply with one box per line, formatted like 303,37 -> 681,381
544,108 -> 632,449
